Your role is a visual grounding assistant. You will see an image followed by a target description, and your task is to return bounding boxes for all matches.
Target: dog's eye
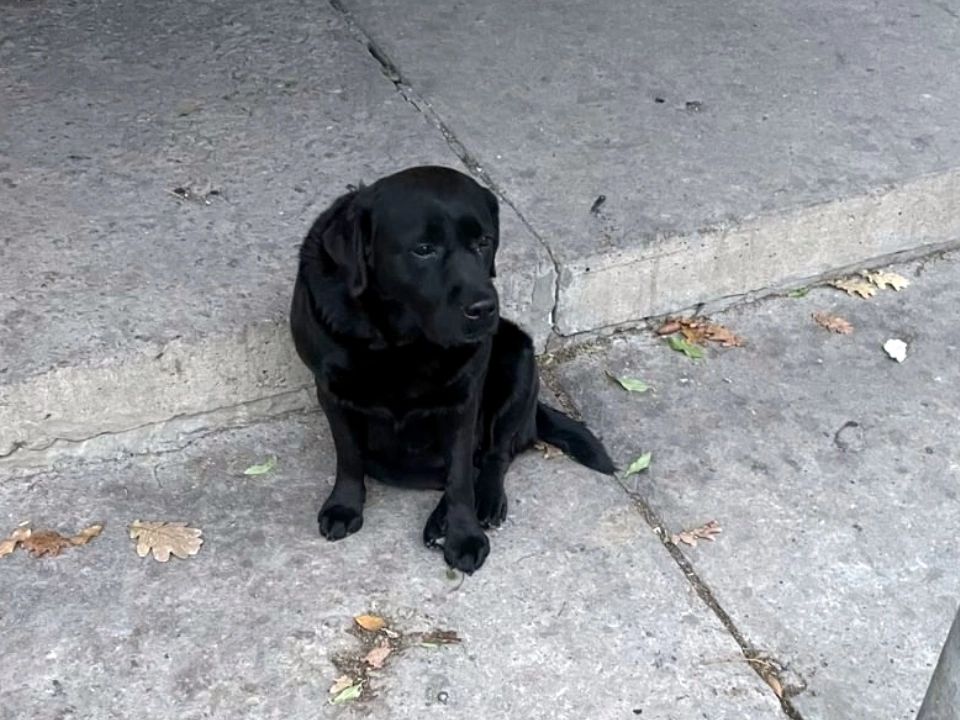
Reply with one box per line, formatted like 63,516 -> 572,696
412,243 -> 436,258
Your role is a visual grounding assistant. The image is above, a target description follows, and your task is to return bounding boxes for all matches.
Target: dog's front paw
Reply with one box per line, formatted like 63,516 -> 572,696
318,503 -> 363,541
443,525 -> 490,574
476,485 -> 508,528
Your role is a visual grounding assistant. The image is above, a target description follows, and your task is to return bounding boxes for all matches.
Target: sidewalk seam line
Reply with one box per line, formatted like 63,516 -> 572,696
327,0 -> 563,332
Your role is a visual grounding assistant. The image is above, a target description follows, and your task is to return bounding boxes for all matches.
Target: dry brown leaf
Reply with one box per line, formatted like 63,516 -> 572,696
656,319 -> 683,335
0,526 -> 32,558
419,629 -> 461,645
765,673 -> 784,698
533,441 -> 563,460
831,277 -> 877,299
671,520 -> 722,548
660,318 -> 745,347
129,520 -> 203,562
864,270 -> 909,291
70,523 -> 104,546
328,675 -> 355,695
354,614 -> 386,632
21,530 -> 73,557
812,312 -> 853,335
363,642 -> 393,669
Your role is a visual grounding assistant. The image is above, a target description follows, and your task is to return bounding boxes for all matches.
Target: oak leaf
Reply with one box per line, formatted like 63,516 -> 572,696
671,520 -> 722,547
864,270 -> 909,291
0,526 -> 32,558
812,312 -> 853,334
129,521 -> 203,562
21,530 -> 73,557
70,523 -> 104,546
831,277 -> 877,299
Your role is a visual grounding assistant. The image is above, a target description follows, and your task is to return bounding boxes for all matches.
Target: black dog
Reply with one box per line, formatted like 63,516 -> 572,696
290,166 -> 614,573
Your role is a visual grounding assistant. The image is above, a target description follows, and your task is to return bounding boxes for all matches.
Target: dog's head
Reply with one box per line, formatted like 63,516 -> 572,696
306,166 -> 501,346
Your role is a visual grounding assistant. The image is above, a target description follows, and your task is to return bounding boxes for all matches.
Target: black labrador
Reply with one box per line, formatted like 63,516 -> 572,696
290,166 -> 614,573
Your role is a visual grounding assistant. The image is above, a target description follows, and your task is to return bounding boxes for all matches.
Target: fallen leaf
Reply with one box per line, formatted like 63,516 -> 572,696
0,526 -> 32,558
607,372 -> 650,393
831,277 -> 877,299
329,675 -> 354,695
812,312 -> 853,334
243,456 -> 277,476
787,288 -> 810,298
623,452 -> 652,477
883,338 -> 908,363
765,673 -> 784,699
21,530 -> 74,557
419,629 -> 461,645
129,521 -> 203,562
363,642 -> 393,669
354,614 -> 386,632
671,520 -> 722,547
70,523 -> 104,546
700,323 -> 745,348
657,319 -> 683,335
532,441 -> 564,460
680,324 -> 707,344
864,270 -> 909,291
330,681 -> 363,704
667,336 -> 704,359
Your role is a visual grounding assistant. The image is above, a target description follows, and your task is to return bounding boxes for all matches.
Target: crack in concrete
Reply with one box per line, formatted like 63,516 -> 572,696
327,0 -> 563,332
618,485 -> 807,719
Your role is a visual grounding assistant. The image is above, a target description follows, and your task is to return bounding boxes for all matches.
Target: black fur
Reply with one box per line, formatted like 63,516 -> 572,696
290,166 -> 614,573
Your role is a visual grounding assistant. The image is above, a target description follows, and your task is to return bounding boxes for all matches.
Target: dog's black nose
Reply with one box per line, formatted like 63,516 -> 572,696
464,298 -> 497,321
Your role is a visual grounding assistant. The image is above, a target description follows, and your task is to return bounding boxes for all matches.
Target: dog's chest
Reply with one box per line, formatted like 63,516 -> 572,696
327,343 -> 484,416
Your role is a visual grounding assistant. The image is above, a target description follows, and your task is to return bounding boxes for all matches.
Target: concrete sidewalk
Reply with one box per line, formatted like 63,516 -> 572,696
4,0 -> 960,470
2,251 -> 957,719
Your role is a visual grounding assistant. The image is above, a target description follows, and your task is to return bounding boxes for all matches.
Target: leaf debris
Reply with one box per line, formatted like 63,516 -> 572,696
606,371 -> 651,393
363,642 -> 393,669
243,456 -> 277,476
864,270 -> 909,291
329,675 -> 355,695
330,681 -> 363,704
129,521 -> 203,562
623,452 -> 652,477
670,520 -> 722,547
812,312 -> 853,334
532,441 -> 564,460
831,277 -> 877,299
667,336 -> 705,359
0,526 -> 33,558
354,614 -> 387,633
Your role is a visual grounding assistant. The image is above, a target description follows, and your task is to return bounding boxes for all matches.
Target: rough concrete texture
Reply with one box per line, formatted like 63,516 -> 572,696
340,0 -> 960,332
0,0 -> 554,462
0,416 -> 783,720
552,251 -> 960,718
6,0 -> 960,470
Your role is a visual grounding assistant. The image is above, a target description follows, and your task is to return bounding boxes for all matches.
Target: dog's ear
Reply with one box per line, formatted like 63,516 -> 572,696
307,190 -> 370,297
483,187 -> 500,278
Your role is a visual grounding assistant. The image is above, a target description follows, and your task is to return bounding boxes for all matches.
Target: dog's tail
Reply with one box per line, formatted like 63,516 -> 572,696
535,402 -> 616,475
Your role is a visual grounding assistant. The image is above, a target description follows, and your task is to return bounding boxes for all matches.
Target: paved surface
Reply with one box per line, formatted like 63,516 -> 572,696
0,418 -> 782,720
553,250 -> 960,718
4,0 -> 960,466
3,252 -> 958,719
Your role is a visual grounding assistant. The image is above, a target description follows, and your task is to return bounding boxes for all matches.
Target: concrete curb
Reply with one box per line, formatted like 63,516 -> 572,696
3,170 -> 959,472
555,169 -> 960,334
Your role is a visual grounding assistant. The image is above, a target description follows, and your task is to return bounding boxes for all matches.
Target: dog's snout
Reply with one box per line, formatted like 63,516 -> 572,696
463,298 -> 497,321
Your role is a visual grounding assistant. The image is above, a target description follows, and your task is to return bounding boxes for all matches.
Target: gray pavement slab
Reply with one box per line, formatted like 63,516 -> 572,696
550,251 -> 960,718
0,0 -> 554,462
0,416 -> 783,720
340,0 -> 960,331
